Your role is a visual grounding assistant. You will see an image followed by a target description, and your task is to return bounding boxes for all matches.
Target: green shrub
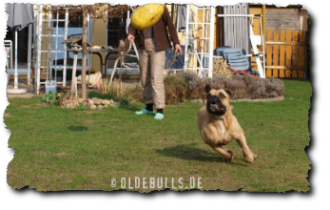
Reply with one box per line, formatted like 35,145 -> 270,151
124,72 -> 285,105
41,91 -> 65,106
164,72 -> 190,105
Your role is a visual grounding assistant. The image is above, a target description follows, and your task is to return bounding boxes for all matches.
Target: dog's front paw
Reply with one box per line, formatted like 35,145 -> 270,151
244,153 -> 257,164
253,153 -> 258,160
224,150 -> 234,162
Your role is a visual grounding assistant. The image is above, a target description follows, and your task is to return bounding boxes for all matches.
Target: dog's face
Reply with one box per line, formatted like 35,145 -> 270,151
205,84 -> 232,116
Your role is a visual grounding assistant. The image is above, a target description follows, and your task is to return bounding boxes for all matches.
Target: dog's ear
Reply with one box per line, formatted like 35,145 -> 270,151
205,84 -> 211,93
225,89 -> 232,98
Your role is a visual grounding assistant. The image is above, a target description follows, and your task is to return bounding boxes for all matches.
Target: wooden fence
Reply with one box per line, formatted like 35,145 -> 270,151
265,29 -> 307,78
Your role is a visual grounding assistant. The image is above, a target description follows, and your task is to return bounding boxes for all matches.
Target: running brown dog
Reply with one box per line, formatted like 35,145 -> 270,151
197,84 -> 258,163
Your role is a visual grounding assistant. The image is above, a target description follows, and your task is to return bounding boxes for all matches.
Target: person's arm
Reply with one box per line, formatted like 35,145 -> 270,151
127,24 -> 136,43
163,8 -> 180,47
163,7 -> 182,56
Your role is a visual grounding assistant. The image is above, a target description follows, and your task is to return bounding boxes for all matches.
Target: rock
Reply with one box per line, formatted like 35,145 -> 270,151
66,103 -> 72,109
102,99 -> 111,105
109,99 -> 114,105
78,98 -> 84,103
103,104 -> 109,109
62,98 -> 68,105
97,105 -> 104,109
82,101 -> 89,107
66,103 -> 77,109
89,104 -> 97,110
88,99 -> 94,105
92,97 -> 102,105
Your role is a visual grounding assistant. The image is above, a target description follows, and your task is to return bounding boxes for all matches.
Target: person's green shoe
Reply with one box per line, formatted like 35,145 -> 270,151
135,108 -> 154,115
154,113 -> 164,120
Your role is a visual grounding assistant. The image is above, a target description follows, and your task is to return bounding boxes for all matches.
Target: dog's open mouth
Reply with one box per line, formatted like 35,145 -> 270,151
210,104 -> 218,111
209,104 -> 226,114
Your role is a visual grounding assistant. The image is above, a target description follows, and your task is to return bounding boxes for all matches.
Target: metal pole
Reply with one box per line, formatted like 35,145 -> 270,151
208,7 -> 215,78
126,10 -> 130,34
14,30 -> 18,89
48,8 -> 52,81
217,14 -> 262,17
55,11 -> 59,83
27,24 -> 32,85
63,8 -> 69,86
176,6 -> 180,32
195,6 -> 198,74
183,4 -> 189,71
36,5 -> 43,95
47,28 -> 53,81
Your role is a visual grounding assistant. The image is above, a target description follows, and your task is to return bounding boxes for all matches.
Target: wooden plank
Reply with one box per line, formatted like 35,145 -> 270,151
265,8 -> 299,30
285,30 -> 292,78
279,29 -> 286,78
266,41 -> 306,45
262,5 -> 266,48
266,9 -> 297,15
298,31 -> 307,78
266,11 -> 298,15
265,65 -> 305,70
250,7 -> 262,12
266,25 -> 299,30
266,29 -> 273,77
273,29 -> 279,77
292,30 -> 299,78
298,10 -> 309,31
252,17 -> 261,35
266,17 -> 298,22
266,22 -> 298,27
266,14 -> 299,19
214,6 -> 221,49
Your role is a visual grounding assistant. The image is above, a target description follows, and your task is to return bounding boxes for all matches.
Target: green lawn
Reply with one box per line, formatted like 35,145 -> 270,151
5,79 -> 311,192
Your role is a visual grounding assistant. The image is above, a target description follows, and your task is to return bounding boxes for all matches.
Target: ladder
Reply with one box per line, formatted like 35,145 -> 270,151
34,6 -> 93,95
248,15 -> 265,78
216,13 -> 266,78
4,40 -> 13,79
35,6 -> 70,94
181,5 -> 215,78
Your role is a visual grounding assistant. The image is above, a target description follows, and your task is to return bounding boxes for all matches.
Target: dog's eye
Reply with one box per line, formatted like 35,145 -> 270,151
219,93 -> 225,99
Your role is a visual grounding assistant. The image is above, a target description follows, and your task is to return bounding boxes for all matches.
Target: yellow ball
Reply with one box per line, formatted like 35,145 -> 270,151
131,4 -> 165,31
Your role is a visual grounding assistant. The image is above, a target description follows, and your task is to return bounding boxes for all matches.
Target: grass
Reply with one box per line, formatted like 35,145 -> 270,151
4,79 -> 311,192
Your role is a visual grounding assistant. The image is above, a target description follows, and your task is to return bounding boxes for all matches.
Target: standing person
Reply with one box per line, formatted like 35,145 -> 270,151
127,7 -> 182,120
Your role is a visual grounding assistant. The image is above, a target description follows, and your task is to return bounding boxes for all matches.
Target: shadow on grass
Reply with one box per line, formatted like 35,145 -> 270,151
156,144 -> 248,166
67,126 -> 88,132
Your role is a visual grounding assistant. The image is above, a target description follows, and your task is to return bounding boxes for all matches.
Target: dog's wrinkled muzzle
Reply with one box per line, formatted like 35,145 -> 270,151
207,94 -> 227,115
210,104 -> 219,112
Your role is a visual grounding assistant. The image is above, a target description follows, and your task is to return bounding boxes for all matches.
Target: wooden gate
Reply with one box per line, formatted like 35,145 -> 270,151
265,29 -> 307,78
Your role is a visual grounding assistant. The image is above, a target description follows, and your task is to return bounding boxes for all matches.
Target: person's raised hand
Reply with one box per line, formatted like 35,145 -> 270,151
175,44 -> 182,56
127,34 -> 135,43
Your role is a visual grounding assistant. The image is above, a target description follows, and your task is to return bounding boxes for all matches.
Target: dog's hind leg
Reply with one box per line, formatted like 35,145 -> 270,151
235,134 -> 257,163
212,146 -> 234,162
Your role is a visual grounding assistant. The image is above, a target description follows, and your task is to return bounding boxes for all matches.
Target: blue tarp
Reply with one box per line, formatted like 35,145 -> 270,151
165,45 -> 192,69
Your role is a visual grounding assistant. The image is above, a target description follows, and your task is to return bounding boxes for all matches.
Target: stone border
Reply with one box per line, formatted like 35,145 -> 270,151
190,96 -> 285,104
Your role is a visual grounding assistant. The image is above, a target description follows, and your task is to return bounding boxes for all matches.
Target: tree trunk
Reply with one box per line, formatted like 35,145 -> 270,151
69,52 -> 78,101
81,6 -> 88,100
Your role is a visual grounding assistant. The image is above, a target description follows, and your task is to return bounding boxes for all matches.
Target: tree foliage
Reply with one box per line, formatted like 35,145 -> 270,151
44,4 -> 131,20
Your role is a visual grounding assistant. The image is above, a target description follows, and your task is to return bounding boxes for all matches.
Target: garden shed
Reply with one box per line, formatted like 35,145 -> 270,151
248,4 -> 309,78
